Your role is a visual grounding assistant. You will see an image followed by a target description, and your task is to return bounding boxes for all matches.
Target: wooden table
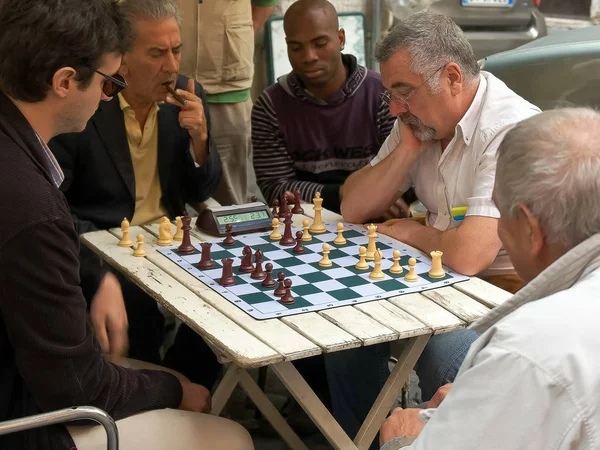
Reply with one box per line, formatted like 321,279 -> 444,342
81,206 -> 510,450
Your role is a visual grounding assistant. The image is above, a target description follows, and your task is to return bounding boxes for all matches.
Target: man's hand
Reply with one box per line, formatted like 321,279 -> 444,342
377,218 -> 424,243
90,272 -> 129,358
427,383 -> 452,408
380,408 -> 425,446
382,196 -> 411,221
398,121 -> 432,156
179,381 -> 212,414
166,78 -> 208,141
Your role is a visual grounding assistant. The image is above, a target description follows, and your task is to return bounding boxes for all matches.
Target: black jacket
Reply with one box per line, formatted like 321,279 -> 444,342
0,92 -> 182,450
49,75 -> 222,297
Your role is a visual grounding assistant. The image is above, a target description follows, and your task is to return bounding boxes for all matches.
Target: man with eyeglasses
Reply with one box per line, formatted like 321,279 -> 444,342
330,11 -> 540,448
49,0 -> 223,390
0,1 -> 251,449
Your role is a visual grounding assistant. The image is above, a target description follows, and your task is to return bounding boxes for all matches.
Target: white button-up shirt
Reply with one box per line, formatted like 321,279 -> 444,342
370,72 -> 540,276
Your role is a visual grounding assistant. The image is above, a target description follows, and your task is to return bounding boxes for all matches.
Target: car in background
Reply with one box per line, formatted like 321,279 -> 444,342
387,0 -> 547,59
481,25 -> 600,110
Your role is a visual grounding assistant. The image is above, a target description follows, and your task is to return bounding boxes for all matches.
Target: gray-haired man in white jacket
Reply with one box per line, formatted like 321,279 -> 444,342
379,107 -> 600,450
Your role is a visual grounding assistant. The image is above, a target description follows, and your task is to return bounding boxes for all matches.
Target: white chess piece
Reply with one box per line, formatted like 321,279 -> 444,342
173,216 -> 183,241
157,216 -> 173,246
118,217 -> 133,247
319,243 -> 332,267
270,218 -> 282,240
404,257 -> 418,282
355,246 -> 369,270
428,251 -> 446,278
333,222 -> 346,245
309,192 -> 326,234
302,219 -> 312,241
369,249 -> 385,279
389,249 -> 403,274
366,223 -> 377,260
133,234 -> 147,257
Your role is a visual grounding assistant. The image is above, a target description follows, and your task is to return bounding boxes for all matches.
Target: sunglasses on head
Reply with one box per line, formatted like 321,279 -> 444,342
95,69 -> 128,97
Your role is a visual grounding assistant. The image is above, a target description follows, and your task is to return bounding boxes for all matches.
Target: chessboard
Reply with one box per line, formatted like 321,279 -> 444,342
156,222 -> 469,320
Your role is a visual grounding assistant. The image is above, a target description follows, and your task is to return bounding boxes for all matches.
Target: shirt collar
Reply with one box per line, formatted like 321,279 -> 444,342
117,92 -> 160,116
456,74 -> 487,146
34,131 -> 64,188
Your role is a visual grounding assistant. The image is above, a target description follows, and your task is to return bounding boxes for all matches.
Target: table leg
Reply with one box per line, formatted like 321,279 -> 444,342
211,364 -> 242,415
353,334 -> 431,450
271,361 -> 358,450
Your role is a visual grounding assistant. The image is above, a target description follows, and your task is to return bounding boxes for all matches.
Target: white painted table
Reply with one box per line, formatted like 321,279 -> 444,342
81,206 -> 510,450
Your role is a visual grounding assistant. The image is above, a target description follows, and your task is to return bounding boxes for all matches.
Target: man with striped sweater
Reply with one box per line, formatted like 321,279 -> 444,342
251,0 -> 396,214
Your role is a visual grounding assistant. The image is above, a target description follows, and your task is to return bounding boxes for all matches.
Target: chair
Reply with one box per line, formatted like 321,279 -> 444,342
0,406 -> 119,450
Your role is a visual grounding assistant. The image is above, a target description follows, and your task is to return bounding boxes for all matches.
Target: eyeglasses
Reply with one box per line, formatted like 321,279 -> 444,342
381,64 -> 446,108
95,69 -> 128,97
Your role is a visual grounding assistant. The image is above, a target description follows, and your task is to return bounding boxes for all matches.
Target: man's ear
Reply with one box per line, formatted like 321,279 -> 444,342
445,62 -> 463,95
119,55 -> 129,76
520,204 -> 544,258
52,67 -> 78,99
338,28 -> 346,50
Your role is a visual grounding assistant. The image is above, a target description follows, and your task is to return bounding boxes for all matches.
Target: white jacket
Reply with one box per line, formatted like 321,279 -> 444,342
403,233 -> 600,449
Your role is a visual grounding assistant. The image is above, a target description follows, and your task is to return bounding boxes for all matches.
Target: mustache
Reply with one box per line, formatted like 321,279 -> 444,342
399,113 -> 425,128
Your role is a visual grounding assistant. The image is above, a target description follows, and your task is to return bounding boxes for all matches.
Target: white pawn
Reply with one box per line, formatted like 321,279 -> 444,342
319,243 -> 332,267
366,223 -> 377,260
118,217 -> 133,247
369,248 -> 385,279
333,222 -> 346,245
355,246 -> 369,270
389,249 -> 403,274
302,219 -> 312,241
428,251 -> 446,278
133,234 -> 147,257
157,216 -> 173,246
270,218 -> 282,240
173,216 -> 183,241
404,257 -> 418,282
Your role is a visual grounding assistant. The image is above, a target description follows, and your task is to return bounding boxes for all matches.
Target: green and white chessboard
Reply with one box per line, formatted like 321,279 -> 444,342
156,222 -> 469,320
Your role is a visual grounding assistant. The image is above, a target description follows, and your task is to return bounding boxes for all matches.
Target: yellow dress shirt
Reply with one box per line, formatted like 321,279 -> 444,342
118,93 -> 168,226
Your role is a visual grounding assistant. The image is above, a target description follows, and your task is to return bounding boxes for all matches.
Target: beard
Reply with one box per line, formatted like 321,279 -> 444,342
399,113 -> 437,142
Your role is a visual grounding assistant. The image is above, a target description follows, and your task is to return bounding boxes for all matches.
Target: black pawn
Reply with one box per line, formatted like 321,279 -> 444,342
280,279 -> 294,305
274,272 -> 286,297
272,199 -> 280,219
291,189 -> 304,214
198,242 -> 214,269
239,245 -> 254,273
293,231 -> 305,254
262,263 -> 276,288
251,249 -> 266,280
219,258 -> 236,286
223,224 -> 235,246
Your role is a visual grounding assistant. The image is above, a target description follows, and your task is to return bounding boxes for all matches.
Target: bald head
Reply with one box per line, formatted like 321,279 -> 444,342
284,0 -> 339,35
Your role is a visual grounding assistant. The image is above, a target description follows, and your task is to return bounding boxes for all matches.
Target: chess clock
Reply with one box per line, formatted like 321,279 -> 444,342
195,202 -> 273,237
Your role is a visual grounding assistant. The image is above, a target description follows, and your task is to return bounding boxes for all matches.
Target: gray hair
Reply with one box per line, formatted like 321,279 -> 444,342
495,107 -> 600,249
118,0 -> 182,30
375,11 -> 479,92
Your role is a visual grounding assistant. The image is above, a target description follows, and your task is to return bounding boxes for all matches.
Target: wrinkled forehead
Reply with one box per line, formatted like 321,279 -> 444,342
131,17 -> 181,49
379,49 -> 421,90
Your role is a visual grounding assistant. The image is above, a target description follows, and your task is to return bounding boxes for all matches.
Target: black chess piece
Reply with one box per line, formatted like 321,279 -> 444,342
239,245 -> 254,272
279,192 -> 289,217
279,212 -> 296,246
262,263 -> 276,287
177,210 -> 195,254
219,258 -> 236,286
271,199 -> 279,219
279,279 -> 294,305
291,189 -> 304,214
293,231 -> 305,254
274,272 -> 286,297
198,242 -> 214,269
251,196 -> 258,202
222,224 -> 235,246
251,249 -> 266,280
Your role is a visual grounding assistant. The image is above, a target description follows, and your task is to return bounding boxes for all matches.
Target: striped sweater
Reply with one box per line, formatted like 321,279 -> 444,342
252,54 -> 396,213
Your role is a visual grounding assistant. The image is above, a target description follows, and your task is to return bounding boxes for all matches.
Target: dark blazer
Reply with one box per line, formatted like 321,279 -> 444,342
49,75 -> 222,296
0,92 -> 182,450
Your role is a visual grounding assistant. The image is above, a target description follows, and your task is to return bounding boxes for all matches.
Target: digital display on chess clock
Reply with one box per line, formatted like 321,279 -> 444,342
195,202 -> 273,237
216,210 -> 270,225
